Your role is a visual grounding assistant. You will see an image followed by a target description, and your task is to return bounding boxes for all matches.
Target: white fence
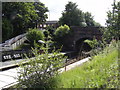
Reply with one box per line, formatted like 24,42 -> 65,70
0,33 -> 27,51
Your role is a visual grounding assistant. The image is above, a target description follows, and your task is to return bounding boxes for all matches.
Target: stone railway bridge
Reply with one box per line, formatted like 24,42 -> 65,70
64,26 -> 103,52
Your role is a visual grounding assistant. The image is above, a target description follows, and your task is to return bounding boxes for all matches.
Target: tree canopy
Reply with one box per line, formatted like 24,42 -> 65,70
104,1 -> 120,41
59,1 -> 100,27
84,12 -> 100,27
2,2 -> 48,41
59,2 -> 84,26
54,24 -> 71,49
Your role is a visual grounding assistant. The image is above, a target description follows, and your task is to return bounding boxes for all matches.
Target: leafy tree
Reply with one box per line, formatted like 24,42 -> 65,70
84,12 -> 100,27
104,1 -> 120,41
2,18 -> 13,42
3,2 -> 36,36
55,24 -> 70,37
84,12 -> 93,26
27,28 -> 44,47
2,2 -> 48,41
59,1 -> 85,26
54,24 -> 71,49
33,2 -> 48,28
59,1 -> 100,27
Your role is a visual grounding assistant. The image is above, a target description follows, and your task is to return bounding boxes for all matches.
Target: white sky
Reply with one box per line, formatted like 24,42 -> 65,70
40,0 -> 120,26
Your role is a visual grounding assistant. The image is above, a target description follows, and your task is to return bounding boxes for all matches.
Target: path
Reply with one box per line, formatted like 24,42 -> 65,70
59,57 -> 90,73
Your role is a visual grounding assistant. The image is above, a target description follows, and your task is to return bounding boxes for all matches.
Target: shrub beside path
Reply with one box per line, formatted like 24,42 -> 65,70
0,57 -> 90,89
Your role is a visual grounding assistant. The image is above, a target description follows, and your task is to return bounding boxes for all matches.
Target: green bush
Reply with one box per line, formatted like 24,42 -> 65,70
54,24 -> 71,48
26,28 -> 44,46
84,39 -> 100,56
16,46 -> 67,88
54,24 -> 70,37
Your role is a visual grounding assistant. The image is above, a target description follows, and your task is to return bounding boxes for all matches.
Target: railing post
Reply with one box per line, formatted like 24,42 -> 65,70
65,58 -> 67,71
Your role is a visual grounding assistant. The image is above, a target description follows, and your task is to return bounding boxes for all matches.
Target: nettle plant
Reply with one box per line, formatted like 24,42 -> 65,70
16,42 -> 67,88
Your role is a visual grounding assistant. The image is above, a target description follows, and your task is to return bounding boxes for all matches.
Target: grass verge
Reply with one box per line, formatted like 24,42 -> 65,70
49,41 -> 119,88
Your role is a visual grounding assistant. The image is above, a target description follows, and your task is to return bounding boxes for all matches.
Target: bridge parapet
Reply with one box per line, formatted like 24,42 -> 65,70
63,26 -> 103,51
70,26 -> 102,41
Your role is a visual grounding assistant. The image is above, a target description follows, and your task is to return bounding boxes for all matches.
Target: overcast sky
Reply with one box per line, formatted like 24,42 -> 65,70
40,0 -> 120,26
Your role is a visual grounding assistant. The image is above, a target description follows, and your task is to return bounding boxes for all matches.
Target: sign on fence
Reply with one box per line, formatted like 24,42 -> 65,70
1,50 -> 32,62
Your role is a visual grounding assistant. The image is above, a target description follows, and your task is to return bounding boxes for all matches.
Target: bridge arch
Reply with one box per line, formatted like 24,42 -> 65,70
63,26 -> 102,51
75,37 -> 92,52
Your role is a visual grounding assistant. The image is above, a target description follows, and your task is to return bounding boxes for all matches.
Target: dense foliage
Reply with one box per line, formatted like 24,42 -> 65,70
54,24 -> 71,49
2,2 -> 48,41
59,1 -> 100,27
84,12 -> 101,27
16,46 -> 67,88
103,1 -> 120,41
2,18 -> 13,41
26,28 -> 44,47
55,24 -> 70,37
59,2 -> 84,26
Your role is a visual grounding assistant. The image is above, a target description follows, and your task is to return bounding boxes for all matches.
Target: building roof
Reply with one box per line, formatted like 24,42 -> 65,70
45,20 -> 58,24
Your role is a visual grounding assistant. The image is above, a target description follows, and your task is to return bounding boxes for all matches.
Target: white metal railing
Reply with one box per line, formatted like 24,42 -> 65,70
1,33 -> 27,51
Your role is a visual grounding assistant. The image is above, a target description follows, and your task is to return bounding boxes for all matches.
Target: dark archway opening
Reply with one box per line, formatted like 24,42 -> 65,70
75,38 -> 92,53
